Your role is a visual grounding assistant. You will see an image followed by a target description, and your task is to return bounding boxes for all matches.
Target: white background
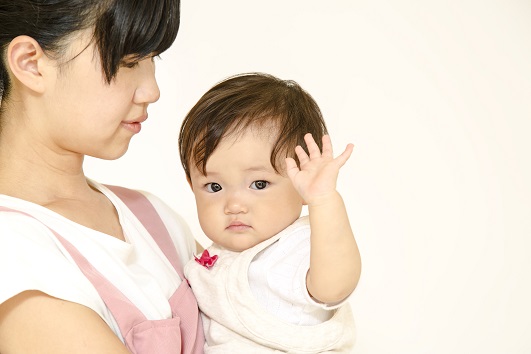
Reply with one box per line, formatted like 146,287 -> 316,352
85,1 -> 531,353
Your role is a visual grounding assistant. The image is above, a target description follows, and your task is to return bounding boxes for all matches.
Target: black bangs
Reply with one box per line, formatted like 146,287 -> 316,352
94,0 -> 180,83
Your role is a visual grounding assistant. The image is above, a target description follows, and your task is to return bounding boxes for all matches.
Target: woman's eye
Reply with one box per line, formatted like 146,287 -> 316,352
206,183 -> 222,193
250,180 -> 269,190
121,61 -> 139,69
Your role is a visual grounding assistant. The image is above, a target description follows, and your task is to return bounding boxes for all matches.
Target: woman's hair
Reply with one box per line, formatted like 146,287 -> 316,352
0,0 -> 180,101
179,72 -> 328,181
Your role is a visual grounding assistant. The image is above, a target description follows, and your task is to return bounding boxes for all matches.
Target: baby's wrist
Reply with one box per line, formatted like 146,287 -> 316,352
306,190 -> 342,208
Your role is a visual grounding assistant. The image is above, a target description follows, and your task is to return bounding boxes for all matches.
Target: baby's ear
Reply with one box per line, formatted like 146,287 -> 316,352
7,36 -> 47,94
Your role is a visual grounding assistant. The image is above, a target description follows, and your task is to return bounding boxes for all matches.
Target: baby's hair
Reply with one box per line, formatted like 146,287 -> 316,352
0,0 -> 180,101
179,72 -> 328,181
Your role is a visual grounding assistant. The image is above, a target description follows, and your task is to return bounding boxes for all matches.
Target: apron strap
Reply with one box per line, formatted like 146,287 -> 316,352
104,185 -> 186,279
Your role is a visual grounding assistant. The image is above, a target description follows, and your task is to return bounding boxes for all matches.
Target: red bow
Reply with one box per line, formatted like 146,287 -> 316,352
194,249 -> 218,269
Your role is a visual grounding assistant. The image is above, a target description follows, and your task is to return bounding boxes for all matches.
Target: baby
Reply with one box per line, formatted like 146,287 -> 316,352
180,72 -> 360,353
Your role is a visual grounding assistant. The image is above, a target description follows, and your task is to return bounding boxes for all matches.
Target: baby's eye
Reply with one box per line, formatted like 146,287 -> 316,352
250,180 -> 269,190
205,183 -> 222,193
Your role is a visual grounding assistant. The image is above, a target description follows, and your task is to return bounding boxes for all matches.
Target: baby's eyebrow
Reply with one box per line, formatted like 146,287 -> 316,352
199,165 -> 276,177
244,165 -> 275,173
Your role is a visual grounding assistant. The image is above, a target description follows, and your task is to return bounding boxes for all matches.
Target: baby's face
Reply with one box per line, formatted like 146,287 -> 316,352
188,129 -> 303,252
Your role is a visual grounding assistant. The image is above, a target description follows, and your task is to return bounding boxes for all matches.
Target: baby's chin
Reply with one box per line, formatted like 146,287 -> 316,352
217,235 -> 274,253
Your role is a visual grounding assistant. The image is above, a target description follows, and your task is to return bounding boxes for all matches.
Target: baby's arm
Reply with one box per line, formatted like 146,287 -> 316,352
285,133 -> 361,304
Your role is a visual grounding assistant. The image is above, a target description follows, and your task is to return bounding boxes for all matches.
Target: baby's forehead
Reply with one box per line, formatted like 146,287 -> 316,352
211,130 -> 274,160
224,120 -> 280,142
191,134 -> 288,177
186,119 -> 294,178
189,157 -> 281,180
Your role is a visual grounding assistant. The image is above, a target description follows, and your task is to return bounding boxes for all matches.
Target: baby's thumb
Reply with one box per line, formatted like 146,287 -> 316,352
335,144 -> 354,167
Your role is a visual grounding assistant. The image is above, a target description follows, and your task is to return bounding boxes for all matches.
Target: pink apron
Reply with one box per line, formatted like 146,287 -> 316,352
0,185 -> 204,353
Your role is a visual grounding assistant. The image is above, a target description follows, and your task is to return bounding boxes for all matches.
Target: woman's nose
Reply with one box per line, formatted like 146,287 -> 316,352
133,58 -> 160,104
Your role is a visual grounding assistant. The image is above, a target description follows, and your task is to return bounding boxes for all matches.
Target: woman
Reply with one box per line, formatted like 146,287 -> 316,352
0,0 -> 203,352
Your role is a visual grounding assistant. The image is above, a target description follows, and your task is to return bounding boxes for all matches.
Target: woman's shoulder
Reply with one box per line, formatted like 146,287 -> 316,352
0,197 -> 62,247
0,208 -> 105,313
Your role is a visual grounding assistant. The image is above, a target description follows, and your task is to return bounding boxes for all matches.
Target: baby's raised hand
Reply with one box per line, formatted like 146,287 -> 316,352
285,133 -> 353,206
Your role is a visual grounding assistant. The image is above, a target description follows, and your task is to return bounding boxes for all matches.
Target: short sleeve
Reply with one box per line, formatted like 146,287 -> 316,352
0,212 -> 107,316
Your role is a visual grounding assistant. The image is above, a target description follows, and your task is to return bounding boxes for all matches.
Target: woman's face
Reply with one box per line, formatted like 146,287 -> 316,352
37,30 -> 161,160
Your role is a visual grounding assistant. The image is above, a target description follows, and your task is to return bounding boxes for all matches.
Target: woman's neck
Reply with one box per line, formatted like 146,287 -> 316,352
0,129 -> 90,205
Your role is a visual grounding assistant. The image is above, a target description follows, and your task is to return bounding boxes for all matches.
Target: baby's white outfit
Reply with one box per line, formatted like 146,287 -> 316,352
185,216 -> 356,353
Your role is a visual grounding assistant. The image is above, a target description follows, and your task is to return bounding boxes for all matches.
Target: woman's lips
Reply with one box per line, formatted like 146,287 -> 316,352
122,114 -> 147,134
121,121 -> 142,133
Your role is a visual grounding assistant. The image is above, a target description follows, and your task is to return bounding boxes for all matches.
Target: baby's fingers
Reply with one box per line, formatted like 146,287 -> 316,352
285,157 -> 300,181
304,133 -> 322,160
334,143 -> 354,167
320,135 -> 334,158
294,144 -> 310,166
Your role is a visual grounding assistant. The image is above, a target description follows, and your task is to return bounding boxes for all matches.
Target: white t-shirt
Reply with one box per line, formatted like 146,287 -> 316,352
0,180 -> 195,340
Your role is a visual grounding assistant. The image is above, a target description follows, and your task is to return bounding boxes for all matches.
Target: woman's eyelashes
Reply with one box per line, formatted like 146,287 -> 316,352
120,56 -> 141,68
121,61 -> 140,69
204,180 -> 270,193
120,54 -> 158,68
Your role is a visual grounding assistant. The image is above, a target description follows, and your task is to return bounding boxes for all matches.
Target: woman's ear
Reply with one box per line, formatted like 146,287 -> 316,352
7,35 -> 47,94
